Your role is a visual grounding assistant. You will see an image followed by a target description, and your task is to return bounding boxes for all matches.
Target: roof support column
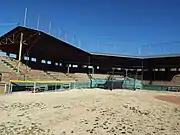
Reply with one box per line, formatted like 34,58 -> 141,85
125,69 -> 128,78
88,55 -> 91,74
18,32 -> 23,73
141,59 -> 144,81
67,64 -> 70,74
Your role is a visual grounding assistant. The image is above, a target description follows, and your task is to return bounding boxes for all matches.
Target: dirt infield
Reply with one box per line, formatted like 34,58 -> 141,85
0,89 -> 180,135
155,95 -> 180,105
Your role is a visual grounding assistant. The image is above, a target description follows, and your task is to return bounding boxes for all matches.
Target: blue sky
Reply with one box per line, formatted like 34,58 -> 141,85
0,0 -> 180,56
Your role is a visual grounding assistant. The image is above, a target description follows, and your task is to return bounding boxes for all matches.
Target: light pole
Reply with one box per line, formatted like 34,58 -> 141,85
23,8 -> 27,27
37,14 -> 40,30
48,21 -> 51,34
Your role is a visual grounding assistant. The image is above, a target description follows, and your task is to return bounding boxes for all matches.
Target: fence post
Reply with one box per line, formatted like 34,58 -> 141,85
5,82 -> 9,94
69,83 -> 71,90
10,83 -> 13,94
5,83 -> 7,93
4,83 -> 7,94
59,84 -> 61,89
55,83 -> 57,91
33,81 -> 36,93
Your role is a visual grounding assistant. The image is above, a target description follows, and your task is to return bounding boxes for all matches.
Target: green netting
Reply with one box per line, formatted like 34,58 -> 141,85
104,79 -> 124,89
90,76 -> 142,89
91,78 -> 107,88
72,82 -> 91,89
122,77 -> 142,89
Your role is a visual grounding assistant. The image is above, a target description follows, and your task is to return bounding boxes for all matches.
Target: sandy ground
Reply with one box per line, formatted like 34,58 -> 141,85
0,89 -> 180,135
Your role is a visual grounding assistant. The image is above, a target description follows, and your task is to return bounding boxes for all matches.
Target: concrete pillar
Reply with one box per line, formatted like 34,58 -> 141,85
67,64 -> 70,74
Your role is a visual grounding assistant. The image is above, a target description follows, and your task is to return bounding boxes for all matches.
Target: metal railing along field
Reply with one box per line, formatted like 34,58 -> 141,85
7,80 -> 91,93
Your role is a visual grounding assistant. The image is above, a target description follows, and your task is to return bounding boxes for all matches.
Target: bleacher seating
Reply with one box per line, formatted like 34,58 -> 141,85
0,60 -> 10,73
171,74 -> 180,85
47,71 -> 74,81
0,57 -> 25,81
0,56 -> 57,81
1,56 -> 29,71
91,74 -> 108,79
1,56 -> 88,82
26,69 -> 54,81
46,72 -> 90,82
69,73 -> 90,82
2,55 -> 180,85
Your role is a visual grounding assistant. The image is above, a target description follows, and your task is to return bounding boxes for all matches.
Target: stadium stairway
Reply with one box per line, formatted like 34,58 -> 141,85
0,57 -> 25,82
3,56 -> 30,71
0,56 -> 31,80
0,56 -> 55,81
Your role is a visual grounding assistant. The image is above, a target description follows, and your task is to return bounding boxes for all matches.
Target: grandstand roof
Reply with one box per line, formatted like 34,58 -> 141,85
90,52 -> 141,59
1,26 -> 180,70
1,26 -> 180,60
0,26 -> 90,64
91,52 -> 180,59
143,54 -> 180,59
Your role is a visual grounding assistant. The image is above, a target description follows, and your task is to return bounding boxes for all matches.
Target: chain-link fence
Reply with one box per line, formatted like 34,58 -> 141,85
7,80 -> 91,93
7,77 -> 180,93
91,74 -> 142,90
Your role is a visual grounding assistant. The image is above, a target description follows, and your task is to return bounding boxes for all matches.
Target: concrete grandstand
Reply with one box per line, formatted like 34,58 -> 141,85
1,26 -> 180,91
